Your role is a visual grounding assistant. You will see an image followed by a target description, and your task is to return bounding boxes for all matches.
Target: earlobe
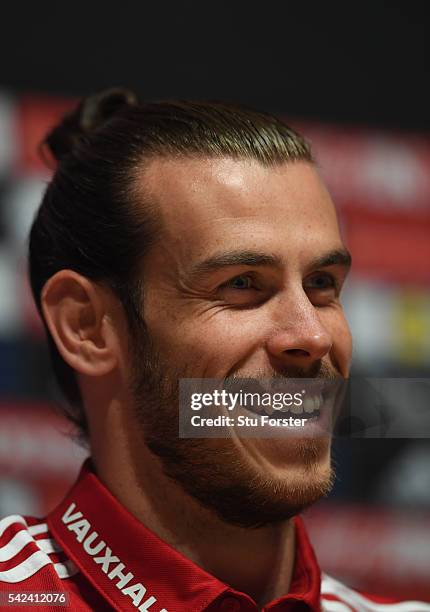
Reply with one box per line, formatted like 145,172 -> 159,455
40,270 -> 118,377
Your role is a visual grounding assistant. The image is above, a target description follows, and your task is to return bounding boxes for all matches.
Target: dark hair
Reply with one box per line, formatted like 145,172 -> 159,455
28,87 -> 313,436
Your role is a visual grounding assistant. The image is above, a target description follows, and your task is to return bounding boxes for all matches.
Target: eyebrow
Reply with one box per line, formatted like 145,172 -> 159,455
189,247 -> 352,278
189,250 -> 282,278
307,248 -> 352,270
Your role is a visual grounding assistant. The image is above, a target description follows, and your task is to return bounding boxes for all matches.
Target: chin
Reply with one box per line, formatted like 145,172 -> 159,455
245,435 -> 332,468
147,432 -> 334,529
207,455 -> 334,529
229,438 -> 334,527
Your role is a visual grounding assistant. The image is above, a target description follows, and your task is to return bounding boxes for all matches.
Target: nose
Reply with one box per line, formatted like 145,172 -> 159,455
265,291 -> 333,368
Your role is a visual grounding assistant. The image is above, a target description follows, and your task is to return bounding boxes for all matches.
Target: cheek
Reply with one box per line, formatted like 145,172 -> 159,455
146,306 -> 266,376
325,309 -> 352,376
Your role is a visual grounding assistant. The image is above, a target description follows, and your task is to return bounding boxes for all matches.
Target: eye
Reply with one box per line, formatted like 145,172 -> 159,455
304,273 -> 337,291
217,273 -> 268,308
222,274 -> 254,290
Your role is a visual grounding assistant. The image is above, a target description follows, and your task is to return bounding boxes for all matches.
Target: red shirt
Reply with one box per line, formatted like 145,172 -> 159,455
1,460 -> 429,611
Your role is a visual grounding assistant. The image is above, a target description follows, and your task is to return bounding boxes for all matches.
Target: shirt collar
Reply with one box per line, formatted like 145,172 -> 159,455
48,460 -> 321,611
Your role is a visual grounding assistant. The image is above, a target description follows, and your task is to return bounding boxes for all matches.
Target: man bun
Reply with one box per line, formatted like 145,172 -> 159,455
43,87 -> 138,164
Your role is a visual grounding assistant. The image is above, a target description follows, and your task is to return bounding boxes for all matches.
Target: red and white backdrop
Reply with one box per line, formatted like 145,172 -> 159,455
0,92 -> 429,599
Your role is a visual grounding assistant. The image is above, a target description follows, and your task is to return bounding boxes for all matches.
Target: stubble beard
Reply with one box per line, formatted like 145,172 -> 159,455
128,325 -> 336,529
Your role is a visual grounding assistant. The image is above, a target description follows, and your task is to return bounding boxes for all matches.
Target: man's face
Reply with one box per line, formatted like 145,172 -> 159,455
128,157 -> 352,527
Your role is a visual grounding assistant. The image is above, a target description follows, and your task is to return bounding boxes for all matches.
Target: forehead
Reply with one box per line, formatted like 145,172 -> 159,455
141,157 -> 342,266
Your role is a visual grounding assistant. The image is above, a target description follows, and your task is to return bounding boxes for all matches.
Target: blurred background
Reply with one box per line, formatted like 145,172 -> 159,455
0,1 -> 429,601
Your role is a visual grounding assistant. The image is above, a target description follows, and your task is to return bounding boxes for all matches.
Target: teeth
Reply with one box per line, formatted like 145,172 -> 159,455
291,402 -> 303,414
304,395 -> 323,413
264,403 -> 274,416
303,398 -> 315,413
246,393 -> 323,417
293,394 -> 323,415
315,395 -> 323,410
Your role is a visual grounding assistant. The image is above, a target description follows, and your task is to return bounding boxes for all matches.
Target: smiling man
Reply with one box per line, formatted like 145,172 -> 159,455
0,89 -> 428,611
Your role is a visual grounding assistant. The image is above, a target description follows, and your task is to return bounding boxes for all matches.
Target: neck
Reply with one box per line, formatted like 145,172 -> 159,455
88,402 -> 296,606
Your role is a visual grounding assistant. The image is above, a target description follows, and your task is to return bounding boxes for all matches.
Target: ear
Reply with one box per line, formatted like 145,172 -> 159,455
40,270 -> 119,377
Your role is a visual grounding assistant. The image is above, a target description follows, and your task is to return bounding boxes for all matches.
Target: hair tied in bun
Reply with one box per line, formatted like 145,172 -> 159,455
42,87 -> 138,166
80,87 -> 138,131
